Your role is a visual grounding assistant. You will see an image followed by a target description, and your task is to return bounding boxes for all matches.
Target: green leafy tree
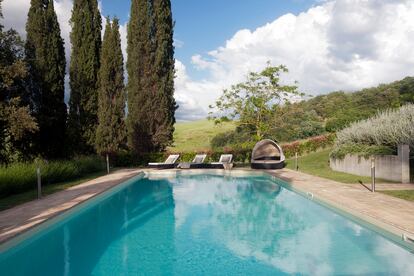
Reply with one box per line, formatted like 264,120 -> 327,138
1,0 -> 38,163
95,18 -> 126,156
127,0 -> 156,153
68,0 -> 102,154
26,0 -> 67,158
270,104 -> 324,141
152,0 -> 176,150
209,63 -> 302,141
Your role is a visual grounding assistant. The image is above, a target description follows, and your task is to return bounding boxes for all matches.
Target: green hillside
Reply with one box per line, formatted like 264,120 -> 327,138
169,120 -> 236,152
210,76 -> 414,149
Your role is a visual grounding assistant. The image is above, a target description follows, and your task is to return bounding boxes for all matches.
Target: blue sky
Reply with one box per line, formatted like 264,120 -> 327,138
101,0 -> 318,80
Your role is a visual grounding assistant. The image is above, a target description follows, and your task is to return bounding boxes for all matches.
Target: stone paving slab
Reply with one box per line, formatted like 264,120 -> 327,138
269,169 -> 414,240
372,183 -> 414,191
0,169 -> 142,244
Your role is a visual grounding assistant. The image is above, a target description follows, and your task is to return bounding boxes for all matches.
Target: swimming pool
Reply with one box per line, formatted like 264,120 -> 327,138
1,172 -> 413,275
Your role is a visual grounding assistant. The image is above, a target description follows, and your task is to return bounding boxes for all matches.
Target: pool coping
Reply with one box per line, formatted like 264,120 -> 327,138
0,169 -> 144,246
1,168 -> 414,252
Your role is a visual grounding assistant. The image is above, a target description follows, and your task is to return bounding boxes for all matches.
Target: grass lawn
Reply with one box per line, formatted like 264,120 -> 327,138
380,190 -> 414,202
0,171 -> 106,211
169,119 -> 236,152
285,148 -> 384,184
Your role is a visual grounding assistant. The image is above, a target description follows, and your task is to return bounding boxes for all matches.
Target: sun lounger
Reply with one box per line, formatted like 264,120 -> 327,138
210,154 -> 233,169
148,154 -> 180,169
178,154 -> 207,169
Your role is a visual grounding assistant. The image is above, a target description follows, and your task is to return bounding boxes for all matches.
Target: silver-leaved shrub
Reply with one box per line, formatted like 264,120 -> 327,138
332,104 -> 414,158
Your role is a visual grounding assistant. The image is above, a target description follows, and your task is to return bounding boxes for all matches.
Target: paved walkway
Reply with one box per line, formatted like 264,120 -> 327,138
0,169 -> 142,244
371,183 -> 414,191
269,169 -> 414,240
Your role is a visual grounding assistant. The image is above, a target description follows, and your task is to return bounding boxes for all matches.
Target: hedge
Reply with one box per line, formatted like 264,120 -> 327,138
0,156 -> 105,198
282,134 -> 335,158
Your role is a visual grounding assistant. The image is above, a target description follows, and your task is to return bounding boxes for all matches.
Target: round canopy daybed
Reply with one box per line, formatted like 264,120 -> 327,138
251,139 -> 285,170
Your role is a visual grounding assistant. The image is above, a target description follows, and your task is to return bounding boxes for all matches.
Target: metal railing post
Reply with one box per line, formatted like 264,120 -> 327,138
106,154 -> 110,174
295,152 -> 298,171
371,157 -> 376,192
37,167 -> 42,199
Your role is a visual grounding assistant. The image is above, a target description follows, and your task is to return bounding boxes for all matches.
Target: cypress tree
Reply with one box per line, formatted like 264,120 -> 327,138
127,0 -> 156,153
68,0 -> 102,154
95,18 -> 126,156
153,0 -> 176,150
26,0 -> 66,158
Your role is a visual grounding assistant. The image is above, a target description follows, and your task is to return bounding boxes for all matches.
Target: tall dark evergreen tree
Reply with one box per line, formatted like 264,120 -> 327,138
127,0 -> 176,153
153,0 -> 176,149
95,18 -> 126,156
68,0 -> 102,154
127,0 -> 156,153
25,0 -> 66,158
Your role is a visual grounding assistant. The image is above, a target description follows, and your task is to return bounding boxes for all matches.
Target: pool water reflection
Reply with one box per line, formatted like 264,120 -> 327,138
1,174 -> 413,275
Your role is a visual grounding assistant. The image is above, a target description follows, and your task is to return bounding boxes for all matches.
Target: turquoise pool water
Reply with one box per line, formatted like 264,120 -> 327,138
1,173 -> 414,275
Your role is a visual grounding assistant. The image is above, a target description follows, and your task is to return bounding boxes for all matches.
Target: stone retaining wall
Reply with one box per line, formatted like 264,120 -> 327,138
330,145 -> 410,183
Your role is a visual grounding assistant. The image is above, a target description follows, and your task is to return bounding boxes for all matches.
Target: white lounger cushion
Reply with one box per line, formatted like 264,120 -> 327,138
192,154 -> 207,163
165,154 -> 180,164
149,154 -> 179,166
211,154 -> 233,164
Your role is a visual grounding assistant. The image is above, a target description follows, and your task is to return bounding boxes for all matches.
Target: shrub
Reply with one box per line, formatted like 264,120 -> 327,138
0,156 -> 105,198
211,132 -> 237,149
282,134 -> 335,158
332,104 -> 414,158
112,151 -> 166,167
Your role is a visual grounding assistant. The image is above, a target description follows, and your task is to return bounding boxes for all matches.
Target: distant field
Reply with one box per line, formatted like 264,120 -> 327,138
169,120 -> 236,152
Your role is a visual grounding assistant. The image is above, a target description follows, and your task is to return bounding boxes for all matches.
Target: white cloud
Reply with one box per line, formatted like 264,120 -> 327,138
3,0 -> 73,62
174,59 -> 221,121
2,0 -> 30,35
176,0 -> 414,120
173,38 -> 184,48
119,23 -> 128,62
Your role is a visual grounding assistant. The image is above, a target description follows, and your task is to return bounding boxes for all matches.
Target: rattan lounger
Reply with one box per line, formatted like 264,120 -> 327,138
251,140 -> 285,169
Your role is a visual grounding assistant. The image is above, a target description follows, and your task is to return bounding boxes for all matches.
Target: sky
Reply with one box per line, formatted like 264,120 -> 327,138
2,0 -> 414,121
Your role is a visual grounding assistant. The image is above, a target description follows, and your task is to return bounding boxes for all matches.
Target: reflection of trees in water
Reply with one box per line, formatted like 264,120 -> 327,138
204,177 -> 414,275
211,178 -> 307,259
204,178 -> 339,274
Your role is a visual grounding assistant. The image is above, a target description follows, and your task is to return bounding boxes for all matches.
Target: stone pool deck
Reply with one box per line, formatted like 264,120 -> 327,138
269,169 -> 414,241
0,169 -> 142,245
1,167 -> 414,247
